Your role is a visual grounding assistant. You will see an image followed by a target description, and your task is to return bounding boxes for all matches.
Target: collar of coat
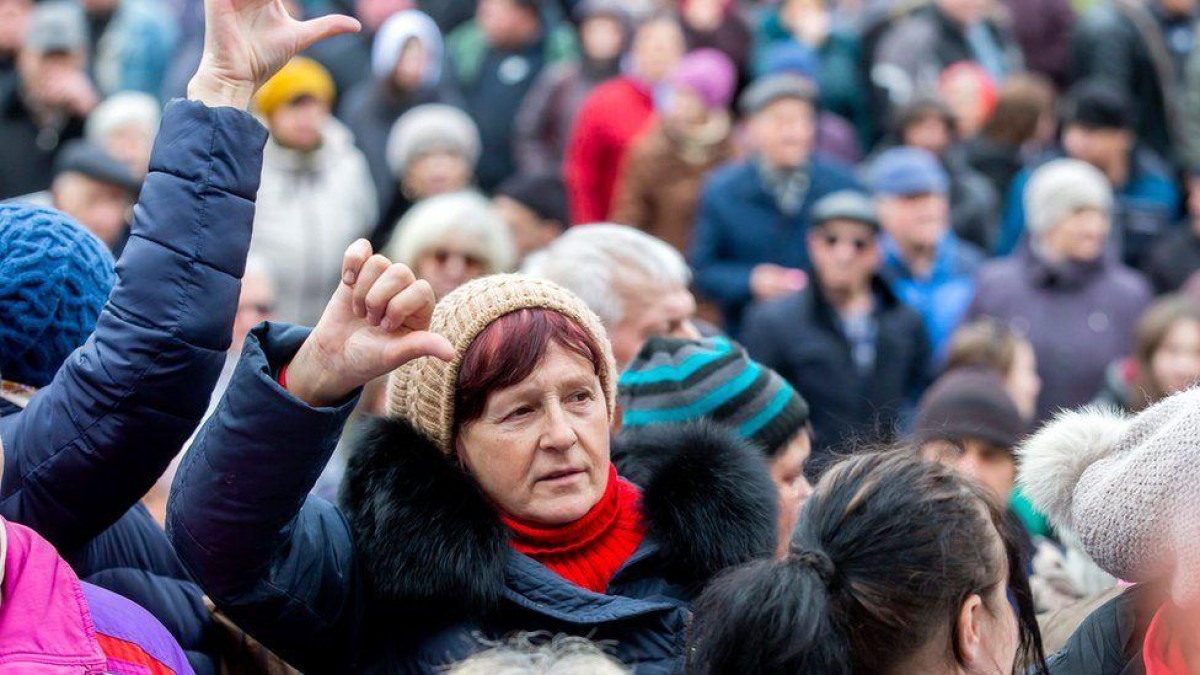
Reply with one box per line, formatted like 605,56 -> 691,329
340,417 -> 778,616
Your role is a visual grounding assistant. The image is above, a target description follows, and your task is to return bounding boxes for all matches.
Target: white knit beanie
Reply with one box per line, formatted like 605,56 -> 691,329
1018,387 -> 1200,607
1023,158 -> 1113,238
385,104 -> 481,179
371,10 -> 442,85
85,91 -> 161,144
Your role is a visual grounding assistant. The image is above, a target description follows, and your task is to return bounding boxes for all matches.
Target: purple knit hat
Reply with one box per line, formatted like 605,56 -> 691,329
667,49 -> 737,110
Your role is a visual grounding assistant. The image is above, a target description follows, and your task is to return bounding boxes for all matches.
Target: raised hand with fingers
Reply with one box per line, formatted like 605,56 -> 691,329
285,240 -> 455,408
188,0 -> 360,109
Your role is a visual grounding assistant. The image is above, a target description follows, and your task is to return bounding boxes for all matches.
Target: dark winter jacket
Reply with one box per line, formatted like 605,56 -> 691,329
1044,583 -> 1164,674
967,247 -> 1152,423
1144,221 -> 1200,293
168,323 -> 779,674
1091,358 -> 1138,414
739,278 -> 932,473
0,99 -> 267,673
1002,0 -> 1074,86
0,83 -> 86,199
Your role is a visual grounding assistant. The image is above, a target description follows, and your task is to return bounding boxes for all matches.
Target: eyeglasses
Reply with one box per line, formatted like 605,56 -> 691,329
818,232 -> 874,253
431,249 -> 485,268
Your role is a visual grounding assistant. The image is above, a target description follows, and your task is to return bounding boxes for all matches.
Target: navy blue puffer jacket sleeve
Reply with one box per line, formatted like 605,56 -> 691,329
168,323 -> 365,673
0,100 -> 267,552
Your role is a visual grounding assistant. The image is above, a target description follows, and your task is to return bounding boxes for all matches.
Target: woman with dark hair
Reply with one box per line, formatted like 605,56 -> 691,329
1093,295 -> 1200,414
964,74 -> 1055,202
688,451 -> 1047,675
166,242 -> 778,672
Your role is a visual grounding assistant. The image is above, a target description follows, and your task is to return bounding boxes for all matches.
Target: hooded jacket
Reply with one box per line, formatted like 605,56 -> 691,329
168,323 -> 778,674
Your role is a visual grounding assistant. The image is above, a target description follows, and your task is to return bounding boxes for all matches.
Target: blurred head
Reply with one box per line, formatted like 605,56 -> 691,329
355,0 -> 414,33
936,0 -> 989,26
51,172 -> 132,247
1060,81 -> 1136,172
85,91 -> 160,179
387,191 -> 516,298
0,0 -> 32,55
477,0 -> 541,49
946,319 -> 1042,421
371,10 -> 442,91
807,191 -> 881,295
980,73 -> 1055,148
579,11 -> 626,62
914,367 -> 1026,501
689,452 -> 1043,675
894,98 -> 956,156
937,63 -> 997,140
525,225 -> 698,368
449,634 -> 629,675
1132,297 -> 1200,407
233,256 -> 277,354
17,1 -> 88,106
870,147 -> 951,252
494,173 -> 568,261
741,75 -> 818,170
681,0 -> 729,32
388,104 -> 480,199
660,49 -> 736,130
1024,158 -> 1113,263
255,57 -> 336,152
629,14 -> 684,84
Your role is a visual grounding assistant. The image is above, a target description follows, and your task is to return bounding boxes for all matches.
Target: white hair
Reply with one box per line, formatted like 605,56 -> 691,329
384,191 -> 516,274
85,91 -> 161,145
523,224 -> 690,326
447,634 -> 629,675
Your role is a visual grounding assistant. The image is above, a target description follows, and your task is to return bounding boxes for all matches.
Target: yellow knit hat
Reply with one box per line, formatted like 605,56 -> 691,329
253,57 -> 335,118
386,274 -> 617,454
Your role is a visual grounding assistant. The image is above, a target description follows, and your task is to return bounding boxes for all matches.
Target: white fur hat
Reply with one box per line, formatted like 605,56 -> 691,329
1018,388 -> 1200,607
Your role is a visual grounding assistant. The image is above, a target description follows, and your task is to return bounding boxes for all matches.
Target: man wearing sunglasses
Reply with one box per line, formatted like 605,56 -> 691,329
740,190 -> 932,477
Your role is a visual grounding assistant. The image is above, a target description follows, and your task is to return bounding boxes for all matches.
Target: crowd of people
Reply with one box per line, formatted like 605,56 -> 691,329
2,0 -> 1200,670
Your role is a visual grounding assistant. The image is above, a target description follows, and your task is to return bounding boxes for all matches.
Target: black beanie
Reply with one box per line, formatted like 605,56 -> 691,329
495,173 -> 569,230
913,367 -> 1026,450
1061,79 -> 1134,131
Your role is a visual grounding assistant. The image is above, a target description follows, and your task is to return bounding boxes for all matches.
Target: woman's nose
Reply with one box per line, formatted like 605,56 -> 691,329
539,403 -> 577,451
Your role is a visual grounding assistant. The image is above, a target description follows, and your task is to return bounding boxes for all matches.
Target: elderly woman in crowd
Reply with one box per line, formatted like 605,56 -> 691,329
84,91 -> 161,180
167,244 -> 778,671
373,103 -> 482,247
383,191 -> 516,299
968,158 -> 1152,423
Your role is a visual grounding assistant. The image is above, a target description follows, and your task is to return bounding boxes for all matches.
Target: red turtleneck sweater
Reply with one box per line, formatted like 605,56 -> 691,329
501,465 -> 646,593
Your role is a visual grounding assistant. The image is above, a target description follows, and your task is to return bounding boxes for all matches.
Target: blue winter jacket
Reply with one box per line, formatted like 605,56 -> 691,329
168,323 -> 778,674
690,157 -> 861,330
0,99 -> 267,673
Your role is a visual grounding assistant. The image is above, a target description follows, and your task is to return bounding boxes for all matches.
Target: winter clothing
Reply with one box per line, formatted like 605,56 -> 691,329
0,517 -> 193,674
495,172 -> 569,228
740,278 -> 931,469
254,57 -> 336,118
382,190 -> 516,279
84,91 -> 161,153
515,59 -> 617,176
446,20 -> 577,190
0,205 -> 115,388
669,49 -> 737,110
387,274 -> 615,453
738,72 -> 816,116
1024,159 -> 1114,238
565,76 -> 658,224
964,135 -> 1024,207
250,117 -> 376,326
1062,79 -> 1136,131
1144,222 -> 1200,293
913,366 -> 1025,449
968,247 -> 1152,423
812,189 -> 879,230
0,99 -> 269,673
89,0 -> 178,96
385,104 -> 481,179
610,120 -> 735,255
1002,0 -> 1074,86
1042,582 -> 1162,674
690,155 -> 861,327
168,323 -> 779,673
0,82 -> 86,200
619,336 -> 810,454
680,3 -> 753,75
867,146 -> 949,196
372,11 -> 443,85
27,0 -> 87,53
1092,357 -> 1139,413
54,140 -> 142,195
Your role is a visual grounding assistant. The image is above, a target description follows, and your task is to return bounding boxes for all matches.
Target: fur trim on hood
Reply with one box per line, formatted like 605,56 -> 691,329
1016,404 -> 1131,532
340,418 -> 778,615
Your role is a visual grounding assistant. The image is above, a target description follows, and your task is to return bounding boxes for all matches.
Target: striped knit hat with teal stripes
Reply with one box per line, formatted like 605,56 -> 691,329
618,336 -> 809,455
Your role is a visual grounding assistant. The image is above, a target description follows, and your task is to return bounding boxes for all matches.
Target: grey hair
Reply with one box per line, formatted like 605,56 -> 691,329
447,633 -> 630,675
522,224 -> 690,326
383,191 -> 516,274
85,91 -> 161,144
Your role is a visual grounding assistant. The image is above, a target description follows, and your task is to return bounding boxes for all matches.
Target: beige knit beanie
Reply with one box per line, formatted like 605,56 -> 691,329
1018,387 -> 1200,607
386,274 -> 617,454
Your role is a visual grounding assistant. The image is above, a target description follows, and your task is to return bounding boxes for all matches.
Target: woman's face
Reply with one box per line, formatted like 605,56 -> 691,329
581,15 -> 624,62
457,342 -> 611,524
1042,207 -> 1111,263
1005,341 -> 1041,421
921,438 -> 1017,502
770,431 -> 813,557
392,39 -> 429,90
415,231 -> 488,298
1151,319 -> 1200,397
404,152 -> 473,200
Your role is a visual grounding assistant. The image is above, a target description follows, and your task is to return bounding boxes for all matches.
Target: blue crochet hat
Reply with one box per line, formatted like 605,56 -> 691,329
0,204 -> 115,388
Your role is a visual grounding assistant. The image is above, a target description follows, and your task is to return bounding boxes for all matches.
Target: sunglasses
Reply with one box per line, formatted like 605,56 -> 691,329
431,249 -> 486,268
818,232 -> 874,253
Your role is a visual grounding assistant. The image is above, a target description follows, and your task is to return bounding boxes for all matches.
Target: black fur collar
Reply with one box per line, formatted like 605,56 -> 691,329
340,418 -> 777,614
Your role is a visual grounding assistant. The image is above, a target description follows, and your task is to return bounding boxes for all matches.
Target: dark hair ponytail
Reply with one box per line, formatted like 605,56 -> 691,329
688,451 -> 1047,675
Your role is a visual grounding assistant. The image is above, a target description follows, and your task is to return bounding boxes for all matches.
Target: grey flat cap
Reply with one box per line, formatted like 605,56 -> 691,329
811,190 -> 879,230
54,141 -> 141,195
27,1 -> 88,54
738,73 -> 817,116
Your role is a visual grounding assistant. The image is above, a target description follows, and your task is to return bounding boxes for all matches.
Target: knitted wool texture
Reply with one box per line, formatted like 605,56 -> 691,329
387,274 -> 617,453
0,204 -> 115,387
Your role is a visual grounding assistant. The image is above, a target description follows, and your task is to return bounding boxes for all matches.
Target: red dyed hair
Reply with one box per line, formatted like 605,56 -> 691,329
454,309 -> 607,431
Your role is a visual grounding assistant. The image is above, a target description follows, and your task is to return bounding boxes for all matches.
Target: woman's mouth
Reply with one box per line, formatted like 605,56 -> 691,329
537,468 -> 586,485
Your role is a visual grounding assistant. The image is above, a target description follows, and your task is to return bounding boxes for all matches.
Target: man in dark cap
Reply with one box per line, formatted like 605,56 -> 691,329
493,172 -> 568,263
49,141 -> 140,250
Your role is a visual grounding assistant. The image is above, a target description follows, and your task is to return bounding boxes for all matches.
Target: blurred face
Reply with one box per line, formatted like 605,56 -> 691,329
101,122 -> 154,179
750,98 -> 817,170
940,76 -> 987,139
682,0 -> 725,31
1062,125 -> 1133,170
808,219 -> 880,295
936,0 -> 989,26
1151,319 -> 1200,397
922,438 -> 1016,501
631,18 -> 684,84
355,0 -> 413,32
902,113 -> 953,156
404,151 -> 473,199
494,195 -> 559,259
392,39 -> 429,90
268,97 -> 330,152
1160,0 -> 1197,17
415,231 -> 488,298
0,0 -> 31,53
770,431 -> 812,558
52,173 -> 132,248
18,49 -> 85,105
232,268 -> 276,354
876,193 -> 950,250
1005,341 -> 1041,421
581,15 -> 624,62
477,0 -> 539,48
610,280 -> 700,368
663,86 -> 708,130
458,342 -> 610,524
1040,207 -> 1110,263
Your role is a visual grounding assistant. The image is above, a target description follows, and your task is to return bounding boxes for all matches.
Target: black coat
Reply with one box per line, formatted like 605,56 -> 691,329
1045,583 -> 1164,674
1144,223 -> 1200,293
0,83 -> 85,199
738,279 -> 932,473
168,324 -> 779,674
